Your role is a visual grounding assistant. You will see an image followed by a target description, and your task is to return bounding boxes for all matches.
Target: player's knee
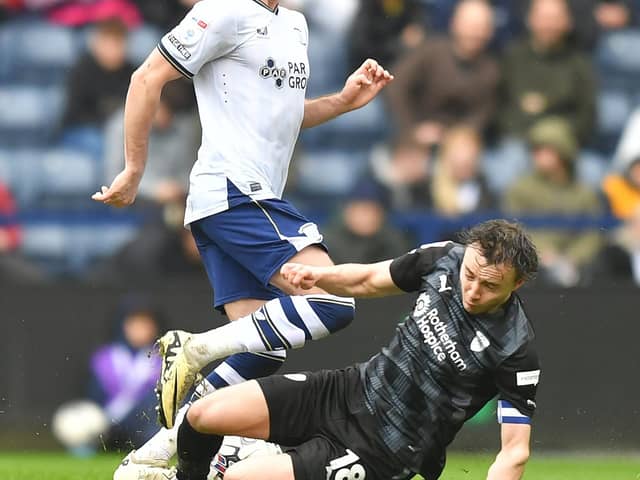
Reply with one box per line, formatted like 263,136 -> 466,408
308,297 -> 355,335
224,461 -> 252,480
329,302 -> 355,332
186,397 -> 221,433
224,455 -> 289,480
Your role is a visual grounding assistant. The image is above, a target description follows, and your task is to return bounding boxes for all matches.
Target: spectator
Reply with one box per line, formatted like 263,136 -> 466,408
322,180 -> 412,264
90,200 -> 205,282
499,0 -> 596,145
590,203 -> 640,286
89,299 -> 163,448
503,117 -> 603,286
104,80 -> 198,210
568,0 -> 637,51
424,0 -> 528,53
430,125 -> 495,217
386,0 -> 498,147
0,182 -> 44,283
369,138 -> 432,211
602,157 -> 640,220
348,0 -> 426,73
486,0 -> 597,193
60,18 -> 135,158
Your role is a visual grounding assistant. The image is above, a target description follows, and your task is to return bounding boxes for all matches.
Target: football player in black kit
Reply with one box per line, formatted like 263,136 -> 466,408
174,220 -> 541,480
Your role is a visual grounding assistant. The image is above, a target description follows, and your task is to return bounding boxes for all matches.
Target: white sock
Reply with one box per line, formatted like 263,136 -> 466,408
134,380 -> 217,462
186,317 -> 266,371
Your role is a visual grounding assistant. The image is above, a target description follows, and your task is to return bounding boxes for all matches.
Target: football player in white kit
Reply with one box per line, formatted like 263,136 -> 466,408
92,0 -> 393,478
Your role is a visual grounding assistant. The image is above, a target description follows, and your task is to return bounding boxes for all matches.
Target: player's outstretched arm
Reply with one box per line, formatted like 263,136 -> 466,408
301,59 -> 394,129
486,423 -> 531,480
281,260 -> 404,298
92,49 -> 182,207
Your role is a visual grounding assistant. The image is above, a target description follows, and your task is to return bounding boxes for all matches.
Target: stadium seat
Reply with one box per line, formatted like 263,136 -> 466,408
593,30 -> 640,154
300,97 -> 390,151
295,149 -> 369,196
22,222 -> 138,274
596,89 -> 633,154
306,28 -> 348,98
0,149 -> 42,207
127,24 -> 163,65
595,29 -> 640,82
21,224 -> 68,260
0,148 -> 13,187
0,85 -> 66,147
39,148 -> 99,198
0,147 -> 98,207
0,18 -> 79,85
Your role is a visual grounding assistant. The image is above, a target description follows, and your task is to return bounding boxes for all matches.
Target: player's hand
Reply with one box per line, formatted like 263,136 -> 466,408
91,168 -> 142,207
338,59 -> 394,112
280,263 -> 319,290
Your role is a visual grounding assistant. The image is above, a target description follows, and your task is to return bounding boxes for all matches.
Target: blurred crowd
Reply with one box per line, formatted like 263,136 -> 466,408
1,0 -> 640,287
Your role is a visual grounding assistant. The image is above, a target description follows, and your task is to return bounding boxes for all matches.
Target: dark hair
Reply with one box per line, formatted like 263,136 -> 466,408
458,219 -> 538,281
94,18 -> 128,38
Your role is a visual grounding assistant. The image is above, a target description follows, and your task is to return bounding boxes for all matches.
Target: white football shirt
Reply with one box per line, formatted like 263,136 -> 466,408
158,0 -> 310,225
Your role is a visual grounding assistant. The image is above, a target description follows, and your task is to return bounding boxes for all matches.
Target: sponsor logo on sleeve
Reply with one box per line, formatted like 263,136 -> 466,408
168,34 -> 192,59
516,370 -> 540,386
174,17 -> 206,47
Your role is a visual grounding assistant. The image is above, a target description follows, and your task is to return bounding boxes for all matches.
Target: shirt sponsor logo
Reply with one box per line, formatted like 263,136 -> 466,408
470,330 -> 490,352
257,26 -> 269,37
413,293 -> 467,371
168,34 -> 192,59
259,58 -> 308,90
516,370 -> 540,386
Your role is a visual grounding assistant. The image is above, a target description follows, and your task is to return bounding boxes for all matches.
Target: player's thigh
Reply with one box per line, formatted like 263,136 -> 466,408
193,198 -> 327,292
191,222 -> 283,314
187,380 -> 270,439
269,244 -> 335,295
224,453 -> 294,480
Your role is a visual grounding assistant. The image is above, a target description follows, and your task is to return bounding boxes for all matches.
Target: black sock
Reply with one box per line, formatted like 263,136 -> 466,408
176,414 -> 224,480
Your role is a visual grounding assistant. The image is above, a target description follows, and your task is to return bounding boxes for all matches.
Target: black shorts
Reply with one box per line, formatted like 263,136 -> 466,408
257,366 -> 412,480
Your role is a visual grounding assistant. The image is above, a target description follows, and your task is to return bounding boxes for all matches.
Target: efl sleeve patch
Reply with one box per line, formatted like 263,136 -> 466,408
159,1 -> 239,77
497,400 -> 531,425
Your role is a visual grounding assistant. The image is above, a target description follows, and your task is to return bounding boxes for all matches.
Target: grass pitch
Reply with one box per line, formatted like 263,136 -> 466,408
0,452 -> 638,479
